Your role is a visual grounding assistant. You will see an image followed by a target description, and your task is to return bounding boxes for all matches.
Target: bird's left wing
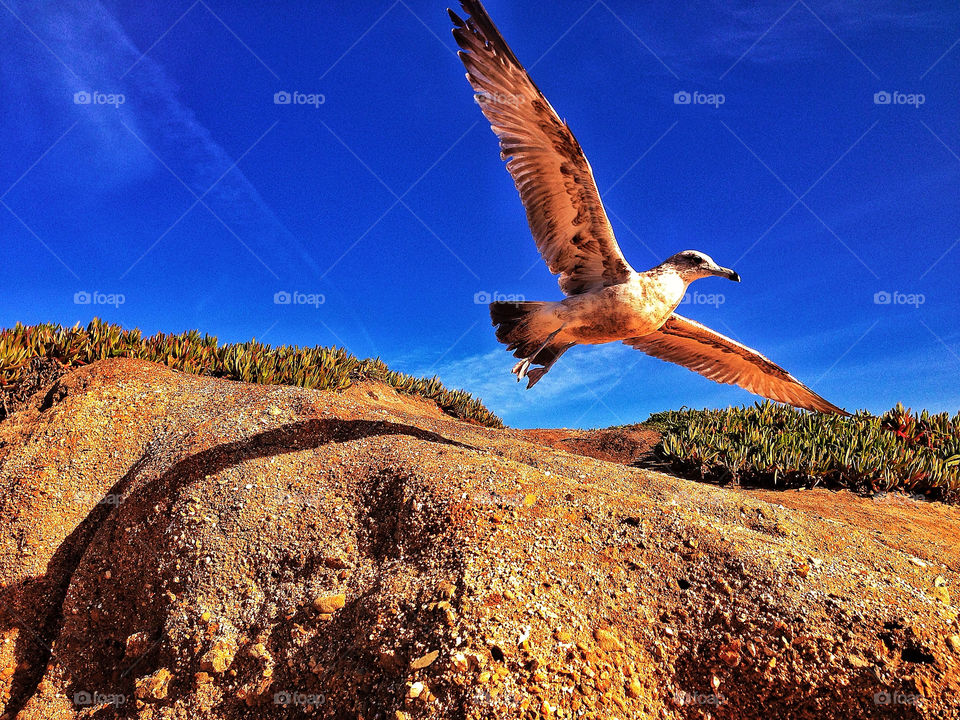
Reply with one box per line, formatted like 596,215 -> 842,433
450,0 -> 634,296
625,314 -> 849,415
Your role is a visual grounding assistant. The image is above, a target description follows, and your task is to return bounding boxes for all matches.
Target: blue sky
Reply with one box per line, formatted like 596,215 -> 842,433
1,0 -> 958,428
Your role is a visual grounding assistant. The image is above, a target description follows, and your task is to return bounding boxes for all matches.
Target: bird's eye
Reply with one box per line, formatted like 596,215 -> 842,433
692,256 -> 704,265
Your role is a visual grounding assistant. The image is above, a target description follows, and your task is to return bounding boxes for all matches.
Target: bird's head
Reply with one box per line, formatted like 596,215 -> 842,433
662,250 -> 741,284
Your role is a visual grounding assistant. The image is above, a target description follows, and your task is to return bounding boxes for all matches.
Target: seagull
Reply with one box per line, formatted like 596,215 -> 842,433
449,0 -> 848,415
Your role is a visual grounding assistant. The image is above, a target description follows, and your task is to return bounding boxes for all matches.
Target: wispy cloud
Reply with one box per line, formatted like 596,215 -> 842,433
2,0 -> 317,275
427,343 -> 642,425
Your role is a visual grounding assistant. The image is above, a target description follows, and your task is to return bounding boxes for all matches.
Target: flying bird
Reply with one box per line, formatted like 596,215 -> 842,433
449,0 -> 847,415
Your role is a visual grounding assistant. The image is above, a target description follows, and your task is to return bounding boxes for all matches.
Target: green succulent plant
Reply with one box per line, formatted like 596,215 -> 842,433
646,401 -> 960,500
0,319 -> 503,428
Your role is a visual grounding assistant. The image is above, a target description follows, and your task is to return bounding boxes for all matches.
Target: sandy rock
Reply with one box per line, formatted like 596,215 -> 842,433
124,631 -> 151,659
312,593 -> 346,614
200,638 -> 238,674
1,358 -> 959,720
594,628 -> 623,652
410,650 -> 439,670
135,668 -> 173,700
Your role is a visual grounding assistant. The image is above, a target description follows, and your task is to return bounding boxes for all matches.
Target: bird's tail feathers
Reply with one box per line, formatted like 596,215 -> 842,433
489,301 -> 573,388
490,301 -> 552,357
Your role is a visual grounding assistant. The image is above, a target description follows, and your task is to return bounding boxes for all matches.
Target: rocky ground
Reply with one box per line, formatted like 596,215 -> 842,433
1,358 -> 959,719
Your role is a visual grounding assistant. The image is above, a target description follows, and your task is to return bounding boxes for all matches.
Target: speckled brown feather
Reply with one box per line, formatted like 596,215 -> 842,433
451,0 -> 634,295
625,315 -> 849,415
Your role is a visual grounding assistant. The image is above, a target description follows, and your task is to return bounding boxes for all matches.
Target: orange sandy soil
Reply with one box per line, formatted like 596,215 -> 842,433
1,358 -> 959,719
516,428 -> 960,573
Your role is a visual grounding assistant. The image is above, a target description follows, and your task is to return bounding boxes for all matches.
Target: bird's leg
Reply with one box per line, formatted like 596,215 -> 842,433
512,325 -> 565,381
524,342 -> 575,388
511,358 -> 530,379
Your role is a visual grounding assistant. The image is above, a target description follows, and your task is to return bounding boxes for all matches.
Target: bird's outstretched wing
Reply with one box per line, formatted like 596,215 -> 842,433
625,315 -> 849,415
450,0 -> 634,296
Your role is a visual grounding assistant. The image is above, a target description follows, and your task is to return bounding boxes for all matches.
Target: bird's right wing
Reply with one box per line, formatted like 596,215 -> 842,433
450,0 -> 634,296
625,314 -> 849,415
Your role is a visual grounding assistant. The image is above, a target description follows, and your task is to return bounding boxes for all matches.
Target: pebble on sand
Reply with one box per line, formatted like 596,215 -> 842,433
410,650 -> 439,670
313,593 -> 346,614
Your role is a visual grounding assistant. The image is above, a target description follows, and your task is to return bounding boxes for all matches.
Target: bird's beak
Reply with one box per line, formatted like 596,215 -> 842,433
711,264 -> 741,282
